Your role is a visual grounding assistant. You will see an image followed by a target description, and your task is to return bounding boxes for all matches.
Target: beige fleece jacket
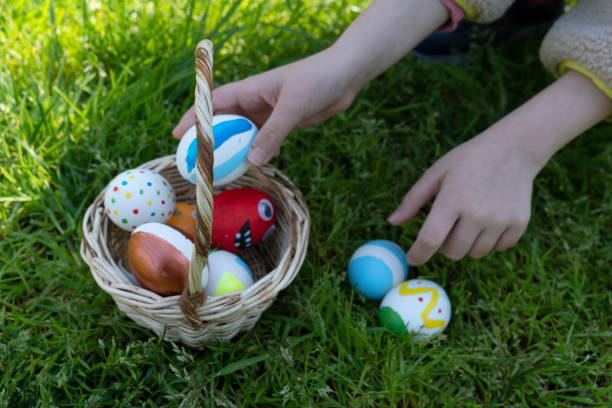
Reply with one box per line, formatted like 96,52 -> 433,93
459,0 -> 612,98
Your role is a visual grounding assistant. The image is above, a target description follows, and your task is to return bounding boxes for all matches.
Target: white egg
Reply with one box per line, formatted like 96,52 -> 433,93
201,250 -> 254,297
379,279 -> 451,340
175,114 -> 258,187
176,125 -> 198,184
103,169 -> 176,231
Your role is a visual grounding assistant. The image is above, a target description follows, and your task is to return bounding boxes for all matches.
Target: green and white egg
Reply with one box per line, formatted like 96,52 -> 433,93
379,279 -> 451,340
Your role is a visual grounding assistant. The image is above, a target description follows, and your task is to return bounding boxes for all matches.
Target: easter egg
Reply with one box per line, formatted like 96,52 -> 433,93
211,188 -> 276,252
203,250 -> 254,296
175,114 -> 258,187
379,279 -> 451,339
104,169 -> 176,231
128,222 -> 194,295
348,240 -> 409,300
167,203 -> 197,241
175,125 -> 197,184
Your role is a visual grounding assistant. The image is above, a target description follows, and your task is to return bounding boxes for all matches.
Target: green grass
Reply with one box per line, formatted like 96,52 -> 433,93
1,0 -> 611,406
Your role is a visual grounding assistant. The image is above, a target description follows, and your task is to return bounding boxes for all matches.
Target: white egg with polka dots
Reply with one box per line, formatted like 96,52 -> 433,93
103,169 -> 176,231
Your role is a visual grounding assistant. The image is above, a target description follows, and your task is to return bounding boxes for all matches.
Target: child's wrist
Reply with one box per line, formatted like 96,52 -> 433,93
313,46 -> 363,97
329,0 -> 448,91
323,43 -> 370,94
478,125 -> 550,176
479,69 -> 612,174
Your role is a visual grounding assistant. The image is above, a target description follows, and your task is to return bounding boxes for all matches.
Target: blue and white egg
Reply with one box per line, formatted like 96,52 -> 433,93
176,114 -> 258,187
202,250 -> 254,297
348,240 -> 409,300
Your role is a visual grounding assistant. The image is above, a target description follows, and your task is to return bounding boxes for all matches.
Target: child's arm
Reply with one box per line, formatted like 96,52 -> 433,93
327,0 -> 449,95
173,0 -> 449,165
388,69 -> 612,265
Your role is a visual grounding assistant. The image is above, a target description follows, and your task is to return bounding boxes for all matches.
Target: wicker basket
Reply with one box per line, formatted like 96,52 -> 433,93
80,40 -> 310,348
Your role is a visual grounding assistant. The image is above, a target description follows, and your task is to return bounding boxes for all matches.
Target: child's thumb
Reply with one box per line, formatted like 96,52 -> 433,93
172,106 -> 196,139
247,102 -> 300,165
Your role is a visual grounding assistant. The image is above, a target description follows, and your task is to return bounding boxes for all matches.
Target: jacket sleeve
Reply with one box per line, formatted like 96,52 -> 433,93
452,0 -> 515,23
539,0 -> 612,99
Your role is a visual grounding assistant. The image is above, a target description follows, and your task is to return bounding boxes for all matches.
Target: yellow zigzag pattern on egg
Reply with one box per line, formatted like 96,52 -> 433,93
398,282 -> 446,330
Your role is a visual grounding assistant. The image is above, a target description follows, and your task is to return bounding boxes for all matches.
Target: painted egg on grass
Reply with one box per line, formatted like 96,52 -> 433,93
379,279 -> 451,340
104,169 -> 176,231
176,114 -> 258,187
348,240 -> 409,300
167,203 -> 197,241
203,250 -> 254,297
211,188 -> 276,252
128,223 -> 193,296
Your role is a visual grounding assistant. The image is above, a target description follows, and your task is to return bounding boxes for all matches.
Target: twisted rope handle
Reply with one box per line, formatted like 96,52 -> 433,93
179,39 -> 214,327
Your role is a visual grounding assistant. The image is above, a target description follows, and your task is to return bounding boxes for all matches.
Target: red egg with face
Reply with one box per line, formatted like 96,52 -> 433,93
211,188 -> 276,252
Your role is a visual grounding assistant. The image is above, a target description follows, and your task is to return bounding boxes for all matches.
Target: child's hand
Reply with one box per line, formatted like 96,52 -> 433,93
173,0 -> 451,162
388,134 -> 538,264
174,50 -> 358,165
389,69 -> 612,265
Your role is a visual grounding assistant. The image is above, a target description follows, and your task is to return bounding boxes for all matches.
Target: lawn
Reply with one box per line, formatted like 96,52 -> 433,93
1,0 -> 610,406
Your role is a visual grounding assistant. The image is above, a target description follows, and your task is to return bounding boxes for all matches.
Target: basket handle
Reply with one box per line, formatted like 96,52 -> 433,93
179,39 -> 214,327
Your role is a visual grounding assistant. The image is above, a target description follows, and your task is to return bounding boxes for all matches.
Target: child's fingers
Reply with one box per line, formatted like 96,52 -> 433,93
247,99 -> 301,165
494,225 -> 525,251
172,106 -> 195,139
468,228 -> 503,259
172,83 -> 252,139
212,83 -> 243,114
387,166 -> 443,225
439,219 -> 481,261
407,201 -> 457,265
